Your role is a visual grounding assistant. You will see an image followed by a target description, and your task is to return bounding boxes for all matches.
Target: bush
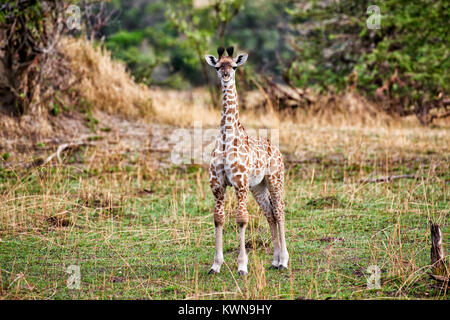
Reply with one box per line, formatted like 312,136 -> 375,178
286,0 -> 449,124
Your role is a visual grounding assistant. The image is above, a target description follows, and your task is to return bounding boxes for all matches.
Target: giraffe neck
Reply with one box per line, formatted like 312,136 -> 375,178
220,78 -> 246,144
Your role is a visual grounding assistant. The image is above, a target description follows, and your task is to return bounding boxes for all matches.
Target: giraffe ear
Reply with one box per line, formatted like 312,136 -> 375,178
205,55 -> 218,67
234,53 -> 248,67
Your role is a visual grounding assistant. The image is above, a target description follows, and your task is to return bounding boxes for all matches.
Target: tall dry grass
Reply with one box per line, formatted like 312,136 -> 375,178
61,37 -> 153,119
145,85 -> 449,162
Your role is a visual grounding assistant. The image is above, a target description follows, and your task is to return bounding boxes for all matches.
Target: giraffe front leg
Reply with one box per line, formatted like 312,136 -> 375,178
235,187 -> 249,276
209,177 -> 226,274
209,221 -> 224,274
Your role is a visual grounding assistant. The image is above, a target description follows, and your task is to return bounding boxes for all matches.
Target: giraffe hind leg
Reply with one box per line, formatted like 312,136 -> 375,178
266,171 -> 289,270
250,179 -> 281,269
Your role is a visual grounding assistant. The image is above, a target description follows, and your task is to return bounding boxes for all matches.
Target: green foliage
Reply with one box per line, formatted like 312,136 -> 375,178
226,0 -> 296,78
355,1 -> 449,114
106,30 -> 160,84
287,0 -> 449,122
103,0 -> 294,88
286,1 -> 377,92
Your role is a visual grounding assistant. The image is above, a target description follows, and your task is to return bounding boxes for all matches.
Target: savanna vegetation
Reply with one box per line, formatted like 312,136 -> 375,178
0,0 -> 448,300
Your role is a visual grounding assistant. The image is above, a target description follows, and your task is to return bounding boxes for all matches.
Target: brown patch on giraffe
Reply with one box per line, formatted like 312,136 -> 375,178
210,177 -> 218,186
232,174 -> 243,187
228,153 -> 237,161
212,188 -> 222,199
227,145 -> 238,153
232,163 -> 246,174
214,213 -> 225,225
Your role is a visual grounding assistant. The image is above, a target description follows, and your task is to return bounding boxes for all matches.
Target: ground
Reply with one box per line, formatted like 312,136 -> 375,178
0,109 -> 448,300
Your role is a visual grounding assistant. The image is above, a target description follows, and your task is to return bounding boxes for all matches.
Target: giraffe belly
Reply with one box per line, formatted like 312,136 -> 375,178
249,171 -> 265,187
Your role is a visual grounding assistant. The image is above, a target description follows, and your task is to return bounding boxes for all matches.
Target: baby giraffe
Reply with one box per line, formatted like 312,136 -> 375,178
205,47 -> 289,276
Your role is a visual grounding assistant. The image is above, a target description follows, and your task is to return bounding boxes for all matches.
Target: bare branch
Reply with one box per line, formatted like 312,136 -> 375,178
359,174 -> 416,184
41,141 -> 97,166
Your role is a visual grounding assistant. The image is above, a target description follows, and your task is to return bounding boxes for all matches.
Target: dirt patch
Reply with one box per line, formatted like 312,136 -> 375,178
46,215 -> 71,227
352,268 -> 365,278
0,109 -> 182,169
305,195 -> 345,209
317,236 -> 345,243
111,276 -> 124,283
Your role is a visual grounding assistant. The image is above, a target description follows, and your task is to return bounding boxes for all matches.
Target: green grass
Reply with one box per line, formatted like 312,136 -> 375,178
0,147 -> 448,300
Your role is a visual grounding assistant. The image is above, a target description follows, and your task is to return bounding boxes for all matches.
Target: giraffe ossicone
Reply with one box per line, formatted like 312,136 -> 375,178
204,47 -> 289,276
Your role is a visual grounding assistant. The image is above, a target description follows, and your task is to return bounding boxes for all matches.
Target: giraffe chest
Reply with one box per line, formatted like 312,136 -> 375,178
211,137 -> 266,188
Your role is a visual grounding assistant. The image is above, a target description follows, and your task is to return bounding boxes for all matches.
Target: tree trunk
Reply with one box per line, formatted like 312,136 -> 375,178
430,221 -> 446,275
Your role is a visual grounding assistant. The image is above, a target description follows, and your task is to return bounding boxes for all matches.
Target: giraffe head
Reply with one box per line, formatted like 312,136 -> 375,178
205,47 -> 248,83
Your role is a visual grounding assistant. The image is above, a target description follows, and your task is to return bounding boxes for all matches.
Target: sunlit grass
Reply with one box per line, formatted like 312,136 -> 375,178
0,123 -> 448,299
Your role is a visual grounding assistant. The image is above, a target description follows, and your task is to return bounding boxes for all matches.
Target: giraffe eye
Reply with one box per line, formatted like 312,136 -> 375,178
232,67 -> 237,70
215,67 -> 220,71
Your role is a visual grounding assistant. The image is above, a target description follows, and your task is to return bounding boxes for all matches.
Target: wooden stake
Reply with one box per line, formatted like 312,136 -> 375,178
430,221 -> 446,275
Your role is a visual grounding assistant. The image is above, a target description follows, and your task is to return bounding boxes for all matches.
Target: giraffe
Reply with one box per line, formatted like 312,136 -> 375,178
204,47 -> 289,276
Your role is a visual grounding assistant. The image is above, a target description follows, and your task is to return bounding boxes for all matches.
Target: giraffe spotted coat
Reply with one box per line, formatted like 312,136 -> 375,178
205,47 -> 289,275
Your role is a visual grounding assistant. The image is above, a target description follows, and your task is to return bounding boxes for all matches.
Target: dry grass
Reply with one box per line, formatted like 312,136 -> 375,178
62,37 -> 153,119
0,39 -> 448,300
147,86 -> 449,165
150,87 -> 219,127
0,133 -> 447,299
0,38 -> 155,159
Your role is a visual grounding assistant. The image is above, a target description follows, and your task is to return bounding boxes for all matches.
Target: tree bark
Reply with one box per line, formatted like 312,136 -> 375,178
430,221 -> 446,275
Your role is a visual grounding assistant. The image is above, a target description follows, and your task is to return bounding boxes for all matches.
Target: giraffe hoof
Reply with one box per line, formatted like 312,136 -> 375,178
208,269 -> 217,275
268,265 -> 279,270
278,265 -> 288,271
237,270 -> 248,277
